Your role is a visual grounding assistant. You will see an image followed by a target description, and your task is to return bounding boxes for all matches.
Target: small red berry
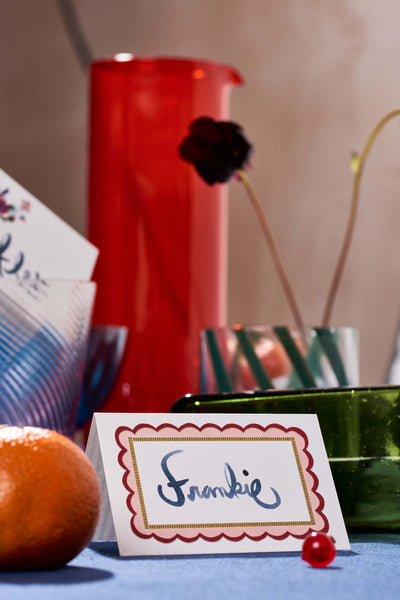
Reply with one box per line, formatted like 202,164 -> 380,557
301,532 -> 336,568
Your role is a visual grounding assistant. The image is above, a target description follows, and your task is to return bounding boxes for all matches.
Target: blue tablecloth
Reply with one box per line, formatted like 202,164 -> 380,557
1,534 -> 399,599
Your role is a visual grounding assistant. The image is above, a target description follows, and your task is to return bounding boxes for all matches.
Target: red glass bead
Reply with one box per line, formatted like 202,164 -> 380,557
301,532 -> 336,568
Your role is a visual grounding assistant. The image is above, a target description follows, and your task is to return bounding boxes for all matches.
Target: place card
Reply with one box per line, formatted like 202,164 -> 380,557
86,412 -> 350,556
0,169 -> 98,281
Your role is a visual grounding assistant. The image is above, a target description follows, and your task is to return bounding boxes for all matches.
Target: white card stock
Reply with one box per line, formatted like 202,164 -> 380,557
86,412 -> 350,557
0,169 -> 98,281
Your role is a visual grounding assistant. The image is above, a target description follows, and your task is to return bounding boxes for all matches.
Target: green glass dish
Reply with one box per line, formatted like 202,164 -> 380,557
171,386 -> 400,532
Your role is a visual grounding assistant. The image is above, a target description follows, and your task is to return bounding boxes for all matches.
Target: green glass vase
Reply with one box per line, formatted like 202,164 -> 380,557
172,385 -> 400,531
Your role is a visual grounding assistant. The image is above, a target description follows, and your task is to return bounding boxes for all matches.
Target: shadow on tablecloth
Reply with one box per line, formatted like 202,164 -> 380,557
0,564 -> 113,585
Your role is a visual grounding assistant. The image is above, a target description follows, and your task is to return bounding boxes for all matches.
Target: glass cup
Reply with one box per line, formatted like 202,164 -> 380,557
200,325 -> 359,393
0,278 -> 96,437
76,325 -> 128,429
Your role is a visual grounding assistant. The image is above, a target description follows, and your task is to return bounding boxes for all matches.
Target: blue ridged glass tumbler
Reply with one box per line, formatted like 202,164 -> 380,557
0,279 -> 96,437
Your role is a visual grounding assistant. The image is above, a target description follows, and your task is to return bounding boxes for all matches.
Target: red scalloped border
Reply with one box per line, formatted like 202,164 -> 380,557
115,422 -> 328,544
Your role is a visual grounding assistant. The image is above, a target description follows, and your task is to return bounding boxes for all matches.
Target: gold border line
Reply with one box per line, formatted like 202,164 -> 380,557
128,436 -> 315,530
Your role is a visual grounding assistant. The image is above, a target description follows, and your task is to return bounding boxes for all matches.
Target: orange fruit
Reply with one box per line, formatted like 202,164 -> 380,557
0,426 -> 101,570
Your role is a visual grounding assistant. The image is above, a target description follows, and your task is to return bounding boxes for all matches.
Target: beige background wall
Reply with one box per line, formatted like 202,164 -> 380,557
1,0 -> 400,385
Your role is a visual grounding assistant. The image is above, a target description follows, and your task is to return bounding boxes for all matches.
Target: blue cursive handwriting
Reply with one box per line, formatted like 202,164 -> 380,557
0,232 -> 43,285
0,233 -> 25,276
157,450 -> 189,507
157,450 -> 281,509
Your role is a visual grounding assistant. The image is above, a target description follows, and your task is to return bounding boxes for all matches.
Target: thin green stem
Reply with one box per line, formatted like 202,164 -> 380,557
237,168 -> 305,333
322,109 -> 400,326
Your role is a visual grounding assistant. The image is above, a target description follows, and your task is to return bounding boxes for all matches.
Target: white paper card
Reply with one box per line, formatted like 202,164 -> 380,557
0,169 -> 98,280
86,412 -> 350,556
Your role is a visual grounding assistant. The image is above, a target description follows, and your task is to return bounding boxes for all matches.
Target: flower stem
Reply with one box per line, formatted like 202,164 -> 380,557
237,168 -> 305,332
322,109 -> 400,326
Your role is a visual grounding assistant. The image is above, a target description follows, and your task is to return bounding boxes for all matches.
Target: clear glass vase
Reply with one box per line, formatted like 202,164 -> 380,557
199,325 -> 359,393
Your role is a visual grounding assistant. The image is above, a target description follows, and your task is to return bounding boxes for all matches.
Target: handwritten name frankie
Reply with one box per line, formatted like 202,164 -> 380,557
157,450 -> 281,509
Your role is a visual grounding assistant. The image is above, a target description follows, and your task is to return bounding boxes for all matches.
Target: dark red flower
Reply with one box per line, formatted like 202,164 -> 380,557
179,116 -> 253,185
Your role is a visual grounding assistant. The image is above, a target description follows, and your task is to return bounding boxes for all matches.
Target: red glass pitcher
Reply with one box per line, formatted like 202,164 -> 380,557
88,55 -> 243,413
